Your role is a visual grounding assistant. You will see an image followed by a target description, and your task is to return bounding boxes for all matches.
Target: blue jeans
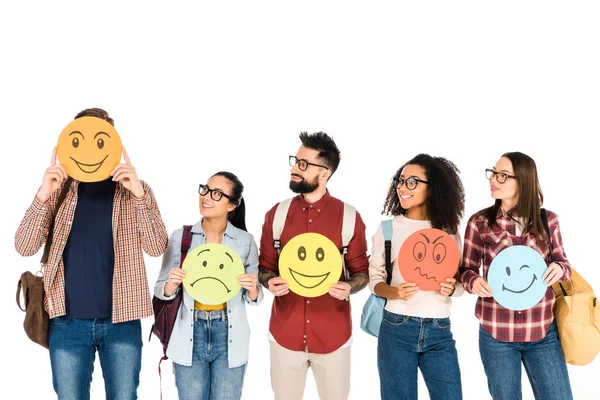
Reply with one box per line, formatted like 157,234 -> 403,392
479,322 -> 572,400
377,310 -> 462,400
174,310 -> 246,400
49,317 -> 142,400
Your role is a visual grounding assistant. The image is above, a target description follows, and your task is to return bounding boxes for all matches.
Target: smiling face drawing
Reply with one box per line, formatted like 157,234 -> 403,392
181,243 -> 244,305
278,233 -> 342,298
488,245 -> 548,311
56,116 -> 122,182
398,228 -> 460,291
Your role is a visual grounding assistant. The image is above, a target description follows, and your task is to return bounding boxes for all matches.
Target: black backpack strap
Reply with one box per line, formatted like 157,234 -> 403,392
384,240 -> 392,285
540,208 -> 550,239
541,209 -> 567,297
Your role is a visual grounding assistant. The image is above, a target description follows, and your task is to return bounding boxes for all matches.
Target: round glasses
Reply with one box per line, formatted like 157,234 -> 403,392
394,176 -> 429,190
485,169 -> 516,184
198,184 -> 234,202
289,155 -> 329,171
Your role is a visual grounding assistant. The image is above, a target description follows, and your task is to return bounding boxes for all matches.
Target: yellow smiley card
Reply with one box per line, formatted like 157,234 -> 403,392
182,243 -> 244,305
56,116 -> 122,182
278,233 -> 342,297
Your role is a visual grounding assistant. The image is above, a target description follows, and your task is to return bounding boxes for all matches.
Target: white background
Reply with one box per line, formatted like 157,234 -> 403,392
1,1 -> 599,399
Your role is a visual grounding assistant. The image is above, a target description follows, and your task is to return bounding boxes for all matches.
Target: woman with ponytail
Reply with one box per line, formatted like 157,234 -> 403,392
154,171 -> 263,400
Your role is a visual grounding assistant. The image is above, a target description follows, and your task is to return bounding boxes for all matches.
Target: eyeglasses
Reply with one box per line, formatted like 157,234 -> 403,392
198,184 -> 234,202
394,176 -> 429,190
485,169 -> 516,184
289,155 -> 329,171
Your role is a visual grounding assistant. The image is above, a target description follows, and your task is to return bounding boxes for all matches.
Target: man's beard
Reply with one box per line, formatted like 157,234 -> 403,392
289,174 -> 319,194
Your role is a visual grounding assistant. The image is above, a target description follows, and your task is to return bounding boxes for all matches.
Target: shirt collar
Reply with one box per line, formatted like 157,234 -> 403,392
191,219 -> 237,239
295,189 -> 332,210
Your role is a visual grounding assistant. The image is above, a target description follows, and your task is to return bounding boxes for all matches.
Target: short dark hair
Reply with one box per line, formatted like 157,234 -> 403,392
299,131 -> 341,174
75,108 -> 114,126
382,154 -> 465,235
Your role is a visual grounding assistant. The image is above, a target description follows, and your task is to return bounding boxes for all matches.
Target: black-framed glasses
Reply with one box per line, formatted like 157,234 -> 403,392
198,184 -> 234,202
394,176 -> 429,190
289,155 -> 329,171
485,169 -> 516,184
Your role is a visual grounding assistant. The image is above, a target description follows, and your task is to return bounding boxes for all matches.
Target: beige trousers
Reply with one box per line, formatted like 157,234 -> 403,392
270,341 -> 351,400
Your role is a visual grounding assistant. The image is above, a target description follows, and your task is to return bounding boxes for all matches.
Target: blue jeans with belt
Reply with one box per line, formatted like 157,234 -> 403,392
174,309 -> 246,400
479,322 -> 572,400
377,310 -> 462,400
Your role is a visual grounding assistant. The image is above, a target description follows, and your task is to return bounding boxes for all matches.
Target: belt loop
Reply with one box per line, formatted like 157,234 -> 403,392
222,309 -> 226,321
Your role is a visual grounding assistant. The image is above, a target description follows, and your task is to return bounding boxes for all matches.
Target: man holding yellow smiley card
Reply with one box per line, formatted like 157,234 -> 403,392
259,132 -> 369,400
14,108 -> 168,399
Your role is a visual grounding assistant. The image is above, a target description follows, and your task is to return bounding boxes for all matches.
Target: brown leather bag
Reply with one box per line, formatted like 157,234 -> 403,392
16,177 -> 72,349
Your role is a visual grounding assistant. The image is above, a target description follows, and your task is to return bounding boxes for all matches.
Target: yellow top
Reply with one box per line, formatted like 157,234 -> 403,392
194,300 -> 226,311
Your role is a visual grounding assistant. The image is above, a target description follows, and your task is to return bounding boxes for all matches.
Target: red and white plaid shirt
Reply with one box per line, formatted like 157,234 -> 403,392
460,207 -> 572,342
15,180 -> 168,323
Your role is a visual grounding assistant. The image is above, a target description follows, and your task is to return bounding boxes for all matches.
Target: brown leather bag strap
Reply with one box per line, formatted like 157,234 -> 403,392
16,279 -> 26,312
41,177 -> 74,265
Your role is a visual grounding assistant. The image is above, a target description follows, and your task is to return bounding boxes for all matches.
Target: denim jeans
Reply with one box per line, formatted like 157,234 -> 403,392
174,310 -> 246,400
377,310 -> 462,400
49,317 -> 142,400
479,322 -> 573,400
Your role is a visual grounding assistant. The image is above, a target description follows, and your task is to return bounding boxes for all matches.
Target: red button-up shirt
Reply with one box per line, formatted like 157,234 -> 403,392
459,207 -> 572,342
15,180 -> 168,323
259,191 -> 369,354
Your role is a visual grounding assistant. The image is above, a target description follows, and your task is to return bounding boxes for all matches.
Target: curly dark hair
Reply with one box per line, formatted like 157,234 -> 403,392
382,154 -> 465,234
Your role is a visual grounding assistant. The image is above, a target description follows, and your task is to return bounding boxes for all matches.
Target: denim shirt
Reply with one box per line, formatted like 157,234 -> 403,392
154,220 -> 263,368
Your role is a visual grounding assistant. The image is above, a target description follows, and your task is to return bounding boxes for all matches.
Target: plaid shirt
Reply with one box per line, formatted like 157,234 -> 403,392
459,207 -> 572,342
15,180 -> 168,323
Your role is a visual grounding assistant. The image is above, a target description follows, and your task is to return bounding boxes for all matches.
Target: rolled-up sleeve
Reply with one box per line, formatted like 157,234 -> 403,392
368,223 -> 386,293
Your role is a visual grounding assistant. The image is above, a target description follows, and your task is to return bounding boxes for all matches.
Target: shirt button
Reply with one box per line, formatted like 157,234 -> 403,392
229,325 -> 232,328
307,320 -> 310,323
317,209 -> 320,212
228,310 -> 232,313
304,335 -> 307,338
309,219 -> 312,223
303,340 -> 306,343
229,340 -> 232,343
307,300 -> 310,304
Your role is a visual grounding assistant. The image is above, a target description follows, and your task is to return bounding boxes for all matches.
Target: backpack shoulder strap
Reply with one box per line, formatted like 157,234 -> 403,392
272,198 -> 293,253
179,225 -> 193,267
341,202 -> 356,252
340,202 -> 357,281
541,209 -> 569,296
381,220 -> 393,285
540,208 -> 550,239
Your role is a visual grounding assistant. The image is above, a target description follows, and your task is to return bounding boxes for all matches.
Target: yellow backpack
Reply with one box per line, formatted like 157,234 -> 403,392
552,269 -> 600,365
542,209 -> 600,365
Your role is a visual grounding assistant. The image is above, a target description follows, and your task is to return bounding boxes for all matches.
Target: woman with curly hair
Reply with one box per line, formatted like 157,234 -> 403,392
368,153 -> 465,400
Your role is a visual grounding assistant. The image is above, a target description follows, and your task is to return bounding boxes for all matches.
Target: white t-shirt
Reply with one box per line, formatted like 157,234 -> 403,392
368,215 -> 463,319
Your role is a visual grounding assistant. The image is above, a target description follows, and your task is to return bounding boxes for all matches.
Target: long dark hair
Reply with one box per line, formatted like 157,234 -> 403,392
211,171 -> 247,232
483,152 -> 548,248
382,154 -> 465,235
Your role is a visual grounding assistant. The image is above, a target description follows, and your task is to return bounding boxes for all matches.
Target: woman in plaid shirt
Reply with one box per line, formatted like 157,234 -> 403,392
459,152 -> 573,400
